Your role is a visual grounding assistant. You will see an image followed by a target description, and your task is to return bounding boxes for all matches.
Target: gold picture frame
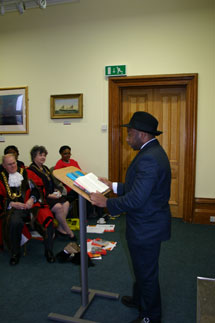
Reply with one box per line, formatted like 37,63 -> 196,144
0,86 -> 28,134
50,93 -> 83,119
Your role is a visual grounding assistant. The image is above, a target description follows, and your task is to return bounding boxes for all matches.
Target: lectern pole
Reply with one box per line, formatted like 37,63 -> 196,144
48,182 -> 119,323
78,195 -> 88,307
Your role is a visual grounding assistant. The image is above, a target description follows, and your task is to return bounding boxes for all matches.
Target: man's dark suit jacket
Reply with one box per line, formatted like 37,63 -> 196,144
107,139 -> 171,244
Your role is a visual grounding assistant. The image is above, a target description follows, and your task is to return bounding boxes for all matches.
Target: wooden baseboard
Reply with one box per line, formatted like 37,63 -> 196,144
193,198 -> 215,224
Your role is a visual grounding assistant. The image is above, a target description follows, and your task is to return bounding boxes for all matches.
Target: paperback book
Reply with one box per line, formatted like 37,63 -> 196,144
87,238 -> 117,259
66,170 -> 109,194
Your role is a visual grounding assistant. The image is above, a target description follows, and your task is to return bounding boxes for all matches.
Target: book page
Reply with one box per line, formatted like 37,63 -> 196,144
75,172 -> 109,193
86,173 -> 109,192
75,176 -> 100,193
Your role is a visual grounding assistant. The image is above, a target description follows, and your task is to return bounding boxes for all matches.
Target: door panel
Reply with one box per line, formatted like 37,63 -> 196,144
121,87 -> 186,218
108,74 -> 198,223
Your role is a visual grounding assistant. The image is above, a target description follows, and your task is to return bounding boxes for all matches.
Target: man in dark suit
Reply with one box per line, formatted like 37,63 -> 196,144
90,111 -> 171,323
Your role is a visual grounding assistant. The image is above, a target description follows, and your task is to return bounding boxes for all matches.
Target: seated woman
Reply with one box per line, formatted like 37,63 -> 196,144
54,145 -> 80,204
27,145 -> 76,241
0,145 -> 25,172
55,145 -> 104,219
55,145 -> 81,170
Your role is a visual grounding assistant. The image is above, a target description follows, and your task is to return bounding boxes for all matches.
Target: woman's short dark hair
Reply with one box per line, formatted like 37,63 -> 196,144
30,145 -> 48,162
59,145 -> 71,154
4,145 -> 19,155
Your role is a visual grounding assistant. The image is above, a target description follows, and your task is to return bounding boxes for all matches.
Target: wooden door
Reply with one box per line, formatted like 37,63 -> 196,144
121,87 -> 186,218
108,74 -> 198,222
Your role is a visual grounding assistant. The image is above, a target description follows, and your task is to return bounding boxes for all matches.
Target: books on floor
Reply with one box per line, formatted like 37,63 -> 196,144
87,224 -> 115,234
87,238 -> 117,259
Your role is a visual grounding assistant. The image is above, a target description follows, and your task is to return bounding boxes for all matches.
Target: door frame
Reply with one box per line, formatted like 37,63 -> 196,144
108,74 -> 198,222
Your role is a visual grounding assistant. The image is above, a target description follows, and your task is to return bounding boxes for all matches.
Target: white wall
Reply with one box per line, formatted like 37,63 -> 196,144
0,0 -> 214,198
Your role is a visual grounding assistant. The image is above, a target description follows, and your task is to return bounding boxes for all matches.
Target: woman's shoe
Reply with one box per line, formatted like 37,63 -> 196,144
45,250 -> 55,263
69,235 -> 77,242
10,254 -> 20,266
56,229 -> 77,241
55,230 -> 68,238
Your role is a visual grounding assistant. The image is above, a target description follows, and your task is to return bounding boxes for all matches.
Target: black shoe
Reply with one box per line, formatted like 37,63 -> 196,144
56,230 -> 77,241
10,254 -> 20,266
45,250 -> 55,263
121,295 -> 139,308
55,230 -> 68,238
130,317 -> 161,323
69,235 -> 77,242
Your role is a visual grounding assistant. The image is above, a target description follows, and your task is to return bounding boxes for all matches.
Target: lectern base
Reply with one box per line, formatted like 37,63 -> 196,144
48,286 -> 119,323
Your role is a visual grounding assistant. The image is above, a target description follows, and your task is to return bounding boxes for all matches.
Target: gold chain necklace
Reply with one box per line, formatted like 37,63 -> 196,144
31,164 -> 51,180
1,168 -> 24,200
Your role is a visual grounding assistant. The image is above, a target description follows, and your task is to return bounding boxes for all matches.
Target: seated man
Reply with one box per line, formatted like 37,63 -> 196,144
0,154 -> 55,265
0,145 -> 25,172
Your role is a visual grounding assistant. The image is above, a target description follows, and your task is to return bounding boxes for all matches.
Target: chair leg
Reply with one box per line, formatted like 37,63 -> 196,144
23,243 -> 27,256
72,199 -> 79,218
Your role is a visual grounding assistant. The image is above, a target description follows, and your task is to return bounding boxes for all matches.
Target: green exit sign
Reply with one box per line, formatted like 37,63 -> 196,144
105,65 -> 126,77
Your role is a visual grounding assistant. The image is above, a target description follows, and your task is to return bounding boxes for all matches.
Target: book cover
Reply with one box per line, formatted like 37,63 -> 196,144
92,238 -> 110,247
66,170 -> 85,181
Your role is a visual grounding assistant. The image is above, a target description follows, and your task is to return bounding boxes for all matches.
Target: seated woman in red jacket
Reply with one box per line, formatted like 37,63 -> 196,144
27,145 -> 76,241
54,145 -> 80,204
55,145 -> 81,171
55,145 -> 104,219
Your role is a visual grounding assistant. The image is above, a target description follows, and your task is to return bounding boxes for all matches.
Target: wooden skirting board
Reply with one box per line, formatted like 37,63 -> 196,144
193,198 -> 215,225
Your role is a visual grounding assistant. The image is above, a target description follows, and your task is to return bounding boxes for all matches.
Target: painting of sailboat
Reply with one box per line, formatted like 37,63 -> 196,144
50,93 -> 83,119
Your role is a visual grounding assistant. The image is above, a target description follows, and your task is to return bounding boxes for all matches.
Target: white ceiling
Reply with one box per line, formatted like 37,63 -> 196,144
1,0 -> 79,15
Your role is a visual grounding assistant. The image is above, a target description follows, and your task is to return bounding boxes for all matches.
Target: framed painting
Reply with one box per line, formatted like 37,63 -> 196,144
50,93 -> 83,119
0,86 -> 28,134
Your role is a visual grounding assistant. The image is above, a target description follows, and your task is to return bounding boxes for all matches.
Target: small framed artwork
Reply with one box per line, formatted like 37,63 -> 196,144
0,86 -> 28,134
50,93 -> 83,119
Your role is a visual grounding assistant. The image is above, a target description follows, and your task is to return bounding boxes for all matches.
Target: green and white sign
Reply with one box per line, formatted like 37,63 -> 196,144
105,65 -> 126,77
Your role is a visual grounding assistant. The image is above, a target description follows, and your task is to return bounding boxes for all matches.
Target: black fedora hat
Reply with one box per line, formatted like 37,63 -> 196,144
121,111 -> 162,136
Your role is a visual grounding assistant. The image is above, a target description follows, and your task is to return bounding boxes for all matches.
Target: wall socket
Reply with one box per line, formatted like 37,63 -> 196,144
210,216 -> 215,222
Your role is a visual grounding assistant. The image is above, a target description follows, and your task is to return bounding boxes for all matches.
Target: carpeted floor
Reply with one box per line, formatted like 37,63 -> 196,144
1,216 -> 215,323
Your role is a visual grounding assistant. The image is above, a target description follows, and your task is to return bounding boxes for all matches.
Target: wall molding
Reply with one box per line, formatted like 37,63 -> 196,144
193,198 -> 215,224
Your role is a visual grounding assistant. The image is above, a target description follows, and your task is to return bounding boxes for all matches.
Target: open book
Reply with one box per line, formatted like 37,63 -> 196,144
66,170 -> 109,194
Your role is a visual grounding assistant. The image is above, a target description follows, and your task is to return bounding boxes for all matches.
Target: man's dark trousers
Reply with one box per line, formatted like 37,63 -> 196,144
127,240 -> 161,321
9,209 -> 27,255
